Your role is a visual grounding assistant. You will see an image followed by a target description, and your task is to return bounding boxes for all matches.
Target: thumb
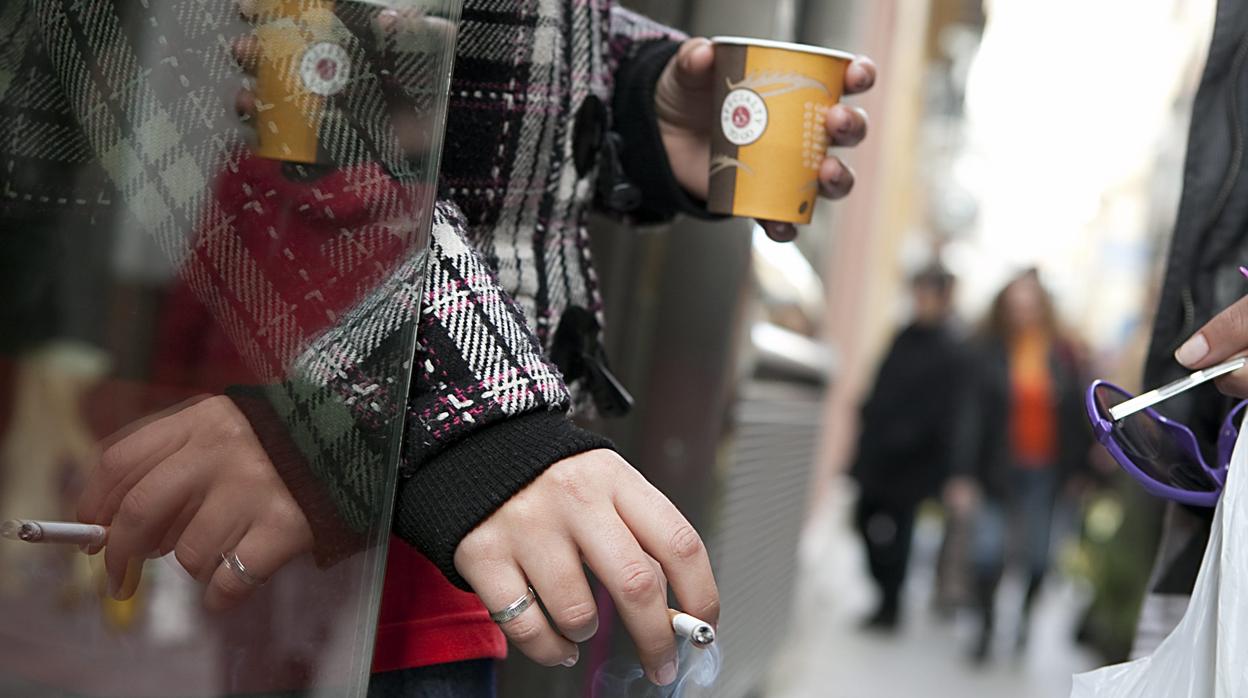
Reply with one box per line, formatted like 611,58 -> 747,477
1177,294 -> 1248,368
669,38 -> 715,93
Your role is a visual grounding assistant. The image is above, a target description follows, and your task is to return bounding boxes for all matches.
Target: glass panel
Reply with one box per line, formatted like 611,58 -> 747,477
0,1 -> 460,695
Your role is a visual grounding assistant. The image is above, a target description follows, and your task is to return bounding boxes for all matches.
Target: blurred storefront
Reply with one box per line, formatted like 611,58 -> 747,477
769,0 -> 1220,696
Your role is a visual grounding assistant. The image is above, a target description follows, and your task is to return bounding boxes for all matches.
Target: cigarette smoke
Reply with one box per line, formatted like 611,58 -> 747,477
591,640 -> 722,698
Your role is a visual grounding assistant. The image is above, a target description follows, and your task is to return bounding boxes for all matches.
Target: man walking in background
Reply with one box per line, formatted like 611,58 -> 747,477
851,265 -> 965,631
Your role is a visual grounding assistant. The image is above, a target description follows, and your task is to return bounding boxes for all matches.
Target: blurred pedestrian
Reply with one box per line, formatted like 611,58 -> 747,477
946,270 -> 1091,663
851,264 -> 965,631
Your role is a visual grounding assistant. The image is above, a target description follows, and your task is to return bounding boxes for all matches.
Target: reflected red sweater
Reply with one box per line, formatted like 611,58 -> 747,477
151,152 -> 511,671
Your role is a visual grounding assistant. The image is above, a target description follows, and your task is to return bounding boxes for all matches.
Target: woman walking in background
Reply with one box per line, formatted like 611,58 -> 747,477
946,269 -> 1091,664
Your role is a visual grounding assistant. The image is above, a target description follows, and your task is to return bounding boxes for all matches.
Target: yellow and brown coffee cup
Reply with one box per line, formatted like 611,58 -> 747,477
252,0 -> 346,165
708,37 -> 854,225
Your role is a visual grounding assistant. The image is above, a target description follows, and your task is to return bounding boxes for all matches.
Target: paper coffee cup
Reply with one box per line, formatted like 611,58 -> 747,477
708,37 -> 854,225
253,0 -> 347,165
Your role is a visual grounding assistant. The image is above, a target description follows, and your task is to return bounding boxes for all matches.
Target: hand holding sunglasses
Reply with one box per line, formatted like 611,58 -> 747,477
1091,267 -> 1248,505
1088,359 -> 1247,507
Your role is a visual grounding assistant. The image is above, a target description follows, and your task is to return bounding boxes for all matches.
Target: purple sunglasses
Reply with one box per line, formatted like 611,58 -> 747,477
1086,374 -> 1248,507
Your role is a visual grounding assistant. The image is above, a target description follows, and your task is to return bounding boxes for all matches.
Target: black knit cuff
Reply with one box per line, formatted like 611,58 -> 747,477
393,410 -> 615,590
612,39 -> 724,224
226,385 -> 366,567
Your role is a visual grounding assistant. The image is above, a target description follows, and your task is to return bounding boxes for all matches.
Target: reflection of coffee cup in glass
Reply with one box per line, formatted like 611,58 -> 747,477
253,0 -> 347,165
708,37 -> 854,225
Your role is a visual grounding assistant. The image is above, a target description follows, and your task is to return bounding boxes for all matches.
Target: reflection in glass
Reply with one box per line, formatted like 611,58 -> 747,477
0,0 -> 460,695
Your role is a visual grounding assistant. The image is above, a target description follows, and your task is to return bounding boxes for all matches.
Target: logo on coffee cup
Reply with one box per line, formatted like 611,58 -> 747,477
721,89 -> 768,146
300,42 -> 351,97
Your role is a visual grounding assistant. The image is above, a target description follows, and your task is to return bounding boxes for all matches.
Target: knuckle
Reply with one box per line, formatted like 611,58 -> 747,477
116,490 -> 150,529
554,600 -> 598,635
668,524 -> 705,563
98,447 -> 128,481
635,633 -> 676,662
694,593 -> 721,625
503,497 -> 543,528
216,573 -> 250,599
455,528 -> 504,565
503,615 -> 545,646
547,468 -> 592,506
266,499 -> 307,533
208,575 -> 252,610
174,541 -> 210,581
202,397 -> 247,440
618,562 -> 661,604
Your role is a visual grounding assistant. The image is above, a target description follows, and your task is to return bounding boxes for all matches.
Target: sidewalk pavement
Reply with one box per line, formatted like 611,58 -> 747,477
766,484 -> 1102,698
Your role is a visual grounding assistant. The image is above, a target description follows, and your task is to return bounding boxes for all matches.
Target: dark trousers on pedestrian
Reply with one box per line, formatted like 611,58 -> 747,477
854,494 -> 918,626
970,466 -> 1058,661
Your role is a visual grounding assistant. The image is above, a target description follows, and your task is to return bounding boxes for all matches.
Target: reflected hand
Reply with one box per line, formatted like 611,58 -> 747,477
454,449 -> 719,686
656,38 -> 877,242
77,396 -> 313,610
1175,293 -> 1248,397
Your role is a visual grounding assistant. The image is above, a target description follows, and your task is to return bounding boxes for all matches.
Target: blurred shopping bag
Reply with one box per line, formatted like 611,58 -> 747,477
1071,415 -> 1248,697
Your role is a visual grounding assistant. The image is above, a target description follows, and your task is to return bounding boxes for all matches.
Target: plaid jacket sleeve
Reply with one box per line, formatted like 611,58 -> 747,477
231,201 -> 611,577
392,203 -> 612,588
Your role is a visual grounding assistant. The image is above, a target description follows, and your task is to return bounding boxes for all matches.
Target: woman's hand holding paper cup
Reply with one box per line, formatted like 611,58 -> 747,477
656,37 -> 876,242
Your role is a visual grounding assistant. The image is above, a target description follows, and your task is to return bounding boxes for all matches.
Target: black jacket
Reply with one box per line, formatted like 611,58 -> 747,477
851,322 -> 966,507
1136,0 -> 1248,632
952,337 -> 1090,502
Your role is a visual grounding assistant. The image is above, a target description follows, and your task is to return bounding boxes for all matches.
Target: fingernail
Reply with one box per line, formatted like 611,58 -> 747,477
107,576 -> 119,599
378,9 -> 398,29
561,650 -> 579,668
1176,333 -> 1210,367
657,660 -> 678,686
835,113 -> 853,135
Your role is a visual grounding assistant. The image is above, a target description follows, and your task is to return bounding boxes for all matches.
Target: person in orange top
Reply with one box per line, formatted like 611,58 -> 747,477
946,270 -> 1091,664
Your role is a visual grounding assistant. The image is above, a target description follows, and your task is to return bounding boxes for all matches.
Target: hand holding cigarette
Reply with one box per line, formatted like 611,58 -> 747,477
455,450 -> 720,687
1,519 -> 107,547
75,395 -> 314,609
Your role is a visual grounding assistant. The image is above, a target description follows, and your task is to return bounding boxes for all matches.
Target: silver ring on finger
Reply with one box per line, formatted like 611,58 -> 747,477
489,586 -> 538,624
220,551 -> 265,587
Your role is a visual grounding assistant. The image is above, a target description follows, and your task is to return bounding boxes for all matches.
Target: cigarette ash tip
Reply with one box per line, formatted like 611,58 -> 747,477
670,610 -> 717,649
691,625 -> 716,648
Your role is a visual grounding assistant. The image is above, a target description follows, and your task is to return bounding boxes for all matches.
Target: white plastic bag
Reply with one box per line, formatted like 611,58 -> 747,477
1071,419 -> 1248,697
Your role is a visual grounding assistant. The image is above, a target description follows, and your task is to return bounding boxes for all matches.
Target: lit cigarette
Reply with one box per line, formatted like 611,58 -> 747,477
1,520 -> 107,547
669,609 -> 715,648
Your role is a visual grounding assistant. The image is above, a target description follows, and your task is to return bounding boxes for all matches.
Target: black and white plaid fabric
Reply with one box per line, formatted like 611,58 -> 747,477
0,0 -> 680,575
